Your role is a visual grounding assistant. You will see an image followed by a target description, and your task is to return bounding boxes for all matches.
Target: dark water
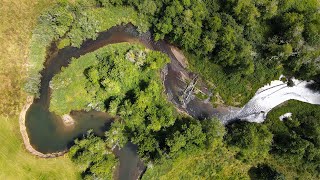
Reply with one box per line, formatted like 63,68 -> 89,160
26,25 -> 142,153
26,103 -> 112,153
113,143 -> 145,180
26,24 -> 152,179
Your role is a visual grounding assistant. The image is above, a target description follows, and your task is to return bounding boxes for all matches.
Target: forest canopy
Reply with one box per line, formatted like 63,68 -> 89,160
51,43 -> 222,161
23,0 -> 320,179
26,0 -> 320,106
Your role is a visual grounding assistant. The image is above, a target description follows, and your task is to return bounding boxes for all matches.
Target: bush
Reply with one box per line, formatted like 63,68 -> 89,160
69,130 -> 118,179
225,122 -> 273,163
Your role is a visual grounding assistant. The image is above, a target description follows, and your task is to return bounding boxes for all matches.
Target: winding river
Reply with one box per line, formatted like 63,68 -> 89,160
24,24 -> 220,180
23,24 -> 320,179
25,24 -> 222,153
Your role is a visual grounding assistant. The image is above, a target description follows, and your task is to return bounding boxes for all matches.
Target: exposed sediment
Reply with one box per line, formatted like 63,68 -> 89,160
21,24 -> 320,160
62,114 -> 75,127
170,46 -> 188,68
19,96 -> 67,158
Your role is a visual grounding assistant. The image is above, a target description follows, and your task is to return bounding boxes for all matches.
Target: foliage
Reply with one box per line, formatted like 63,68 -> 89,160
225,121 -> 273,163
85,0 -> 319,107
265,100 -> 320,178
249,164 -> 285,180
49,52 -> 97,115
24,1 -> 320,179
119,0 -> 320,80
69,130 -> 118,179
0,116 -> 79,179
143,107 -> 313,180
25,0 -> 148,97
188,53 -> 281,106
28,0 -> 320,105
50,43 -> 168,115
103,0 -> 320,106
142,143 -> 251,180
50,43 -> 172,160
142,119 -> 247,180
25,1 -> 74,97
66,5 -> 148,48
50,42 -> 224,162
105,120 -> 128,148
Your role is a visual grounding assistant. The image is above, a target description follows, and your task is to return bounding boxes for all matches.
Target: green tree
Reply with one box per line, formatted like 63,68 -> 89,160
226,122 -> 273,162
214,14 -> 254,74
249,164 -> 285,180
69,131 -> 118,179
201,118 -> 226,147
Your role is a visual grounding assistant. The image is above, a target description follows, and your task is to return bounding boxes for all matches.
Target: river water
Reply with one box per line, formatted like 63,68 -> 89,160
25,23 -> 320,179
25,24 -> 220,153
25,24 -> 219,180
26,25 -> 151,180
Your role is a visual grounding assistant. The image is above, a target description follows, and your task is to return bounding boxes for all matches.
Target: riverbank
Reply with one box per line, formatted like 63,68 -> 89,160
21,24 -> 320,157
62,114 -> 75,127
19,96 -> 67,158
21,25 -> 148,156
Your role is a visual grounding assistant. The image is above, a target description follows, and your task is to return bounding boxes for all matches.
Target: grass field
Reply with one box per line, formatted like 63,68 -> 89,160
0,0 -> 79,179
0,0 -> 54,116
0,116 -> 79,179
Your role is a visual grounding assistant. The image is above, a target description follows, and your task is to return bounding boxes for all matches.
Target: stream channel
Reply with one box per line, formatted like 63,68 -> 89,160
25,24 -> 219,179
25,23 -> 320,179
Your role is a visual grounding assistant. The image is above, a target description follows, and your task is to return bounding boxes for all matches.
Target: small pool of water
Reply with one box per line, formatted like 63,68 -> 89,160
26,102 -> 113,153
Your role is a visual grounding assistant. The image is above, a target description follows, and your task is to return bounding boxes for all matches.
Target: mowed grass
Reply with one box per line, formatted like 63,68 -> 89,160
0,0 -> 79,179
0,116 -> 79,179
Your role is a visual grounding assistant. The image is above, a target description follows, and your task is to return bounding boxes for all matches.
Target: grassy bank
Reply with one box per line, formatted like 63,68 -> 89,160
25,0 -> 148,97
266,100 -> 320,120
0,0 -> 79,179
0,116 -> 79,179
0,0 -> 55,116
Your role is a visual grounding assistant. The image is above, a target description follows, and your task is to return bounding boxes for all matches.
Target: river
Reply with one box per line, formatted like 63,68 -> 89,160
25,24 -> 219,180
24,24 -> 320,179
25,25 -> 150,180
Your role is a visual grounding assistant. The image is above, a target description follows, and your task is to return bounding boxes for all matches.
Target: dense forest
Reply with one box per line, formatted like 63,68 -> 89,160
98,0 -> 320,105
143,101 -> 320,179
23,0 -> 320,179
26,0 -> 320,105
50,43 -> 220,160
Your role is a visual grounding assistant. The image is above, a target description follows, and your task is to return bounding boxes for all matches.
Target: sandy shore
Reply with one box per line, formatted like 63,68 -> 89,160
19,96 -> 67,158
62,114 -> 75,126
170,46 -> 188,68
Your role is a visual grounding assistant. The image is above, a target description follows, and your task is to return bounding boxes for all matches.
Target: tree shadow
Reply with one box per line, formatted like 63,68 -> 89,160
248,164 -> 285,180
306,81 -> 320,93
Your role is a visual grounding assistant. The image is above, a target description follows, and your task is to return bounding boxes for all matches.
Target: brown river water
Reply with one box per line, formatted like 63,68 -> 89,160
25,24 -> 220,179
